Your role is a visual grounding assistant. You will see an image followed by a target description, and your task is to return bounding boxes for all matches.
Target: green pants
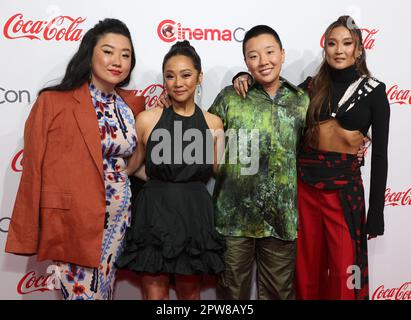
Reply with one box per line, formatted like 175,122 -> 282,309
217,236 -> 296,300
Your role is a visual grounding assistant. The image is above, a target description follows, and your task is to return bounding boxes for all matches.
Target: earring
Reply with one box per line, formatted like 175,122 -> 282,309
196,84 -> 202,97
195,84 -> 203,107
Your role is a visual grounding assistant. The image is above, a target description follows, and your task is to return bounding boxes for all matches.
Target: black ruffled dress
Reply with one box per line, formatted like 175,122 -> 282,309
116,106 -> 225,275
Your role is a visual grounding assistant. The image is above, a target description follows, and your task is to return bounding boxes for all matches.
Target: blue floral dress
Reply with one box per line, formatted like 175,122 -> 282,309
56,83 -> 137,300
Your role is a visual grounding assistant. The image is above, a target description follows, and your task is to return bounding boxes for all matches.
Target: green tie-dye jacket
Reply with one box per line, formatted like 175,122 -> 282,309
209,78 -> 309,240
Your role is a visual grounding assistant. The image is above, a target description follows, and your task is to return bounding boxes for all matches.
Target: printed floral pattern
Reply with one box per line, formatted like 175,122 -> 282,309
56,83 -> 137,300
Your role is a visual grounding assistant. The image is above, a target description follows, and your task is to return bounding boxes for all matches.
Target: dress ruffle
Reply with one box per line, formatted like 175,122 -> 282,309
115,180 -> 226,275
116,224 -> 225,275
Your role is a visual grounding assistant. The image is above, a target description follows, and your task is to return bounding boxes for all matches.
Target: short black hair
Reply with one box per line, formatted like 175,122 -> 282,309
242,25 -> 283,57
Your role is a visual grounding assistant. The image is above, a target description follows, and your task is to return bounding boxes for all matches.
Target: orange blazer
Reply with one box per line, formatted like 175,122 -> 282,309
5,82 -> 145,268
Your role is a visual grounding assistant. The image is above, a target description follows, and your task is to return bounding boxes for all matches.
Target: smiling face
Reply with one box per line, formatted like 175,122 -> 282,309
325,26 -> 362,70
163,54 -> 202,106
90,32 -> 132,92
244,33 -> 285,93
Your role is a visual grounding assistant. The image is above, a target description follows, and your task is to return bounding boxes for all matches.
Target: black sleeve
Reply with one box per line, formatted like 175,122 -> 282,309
366,82 -> 390,236
298,77 -> 313,90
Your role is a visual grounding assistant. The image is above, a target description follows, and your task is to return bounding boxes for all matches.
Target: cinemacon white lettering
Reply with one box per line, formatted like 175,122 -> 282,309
372,283 -> 411,300
0,87 -> 30,104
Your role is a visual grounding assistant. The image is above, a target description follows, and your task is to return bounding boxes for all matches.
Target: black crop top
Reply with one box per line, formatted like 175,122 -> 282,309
301,65 -> 389,136
300,65 -> 390,235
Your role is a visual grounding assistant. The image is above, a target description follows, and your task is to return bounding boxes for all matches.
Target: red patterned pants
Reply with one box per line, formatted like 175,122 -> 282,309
295,178 -> 356,300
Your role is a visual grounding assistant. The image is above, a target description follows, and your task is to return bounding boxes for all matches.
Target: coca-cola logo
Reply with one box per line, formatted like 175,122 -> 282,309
136,84 -> 167,109
3,13 -> 86,41
372,282 -> 411,300
386,85 -> 411,106
157,19 -> 245,43
11,149 -> 23,172
17,270 -> 57,295
385,188 -> 411,207
320,28 -> 379,50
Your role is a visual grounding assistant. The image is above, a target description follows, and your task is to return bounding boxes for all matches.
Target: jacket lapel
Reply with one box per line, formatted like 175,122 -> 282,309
71,84 -> 146,185
72,83 -> 104,184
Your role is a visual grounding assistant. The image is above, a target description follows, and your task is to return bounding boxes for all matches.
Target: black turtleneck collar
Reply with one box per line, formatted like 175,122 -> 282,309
329,64 -> 360,83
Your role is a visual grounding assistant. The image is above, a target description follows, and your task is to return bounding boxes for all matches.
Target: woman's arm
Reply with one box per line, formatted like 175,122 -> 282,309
366,82 -> 390,237
203,111 -> 225,176
232,72 -> 253,98
126,112 -> 147,176
134,164 -> 148,181
6,93 -> 54,254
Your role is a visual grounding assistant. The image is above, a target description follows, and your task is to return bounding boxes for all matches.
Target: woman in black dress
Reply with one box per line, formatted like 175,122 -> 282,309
116,40 -> 225,300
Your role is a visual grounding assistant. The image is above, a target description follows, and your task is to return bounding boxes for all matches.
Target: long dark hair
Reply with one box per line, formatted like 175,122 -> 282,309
305,15 -> 371,147
39,18 -> 136,94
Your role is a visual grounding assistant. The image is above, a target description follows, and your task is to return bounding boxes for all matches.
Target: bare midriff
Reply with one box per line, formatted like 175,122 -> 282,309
315,119 -> 364,155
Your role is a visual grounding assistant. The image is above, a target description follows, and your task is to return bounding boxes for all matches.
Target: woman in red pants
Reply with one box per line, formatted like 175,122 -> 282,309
296,15 -> 390,300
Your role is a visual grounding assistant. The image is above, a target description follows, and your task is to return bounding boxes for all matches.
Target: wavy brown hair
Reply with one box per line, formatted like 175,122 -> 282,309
304,15 -> 371,147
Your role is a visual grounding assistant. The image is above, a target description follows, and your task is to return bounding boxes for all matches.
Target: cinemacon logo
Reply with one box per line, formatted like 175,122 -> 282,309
0,216 -> 10,233
3,13 -> 86,41
0,87 -> 31,104
157,19 -> 245,43
373,282 -> 411,300
385,188 -> 411,207
321,28 -> 378,49
387,85 -> 411,106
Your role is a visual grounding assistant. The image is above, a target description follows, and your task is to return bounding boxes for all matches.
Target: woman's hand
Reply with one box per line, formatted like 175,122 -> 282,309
155,93 -> 171,108
357,136 -> 371,163
233,74 -> 252,98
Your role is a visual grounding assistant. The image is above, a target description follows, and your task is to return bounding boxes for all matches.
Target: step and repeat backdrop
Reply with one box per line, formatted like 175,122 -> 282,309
0,0 -> 410,300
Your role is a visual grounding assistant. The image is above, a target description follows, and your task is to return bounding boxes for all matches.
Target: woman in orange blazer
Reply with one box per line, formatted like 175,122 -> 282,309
5,18 -> 145,300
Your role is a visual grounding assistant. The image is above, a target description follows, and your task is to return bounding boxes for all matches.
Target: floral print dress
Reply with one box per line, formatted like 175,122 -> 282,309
56,83 -> 137,300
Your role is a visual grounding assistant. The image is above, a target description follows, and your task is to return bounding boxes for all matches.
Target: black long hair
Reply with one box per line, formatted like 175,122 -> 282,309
39,18 -> 136,94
